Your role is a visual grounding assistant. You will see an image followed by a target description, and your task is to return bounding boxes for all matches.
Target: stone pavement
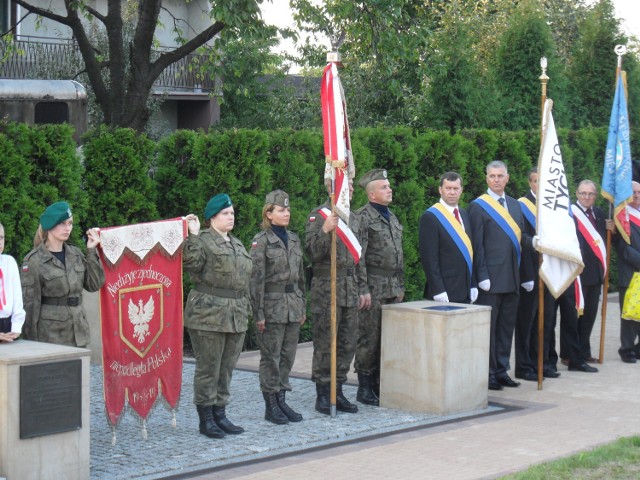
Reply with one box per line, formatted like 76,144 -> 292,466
91,294 -> 640,480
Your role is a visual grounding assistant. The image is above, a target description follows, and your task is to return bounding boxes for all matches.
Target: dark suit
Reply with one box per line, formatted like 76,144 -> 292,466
616,212 -> 640,357
570,204 -> 607,360
419,204 -> 475,303
468,194 -> 533,378
515,192 -> 539,376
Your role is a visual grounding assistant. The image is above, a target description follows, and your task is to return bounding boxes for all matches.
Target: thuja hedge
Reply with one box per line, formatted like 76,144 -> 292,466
1,122 -> 635,345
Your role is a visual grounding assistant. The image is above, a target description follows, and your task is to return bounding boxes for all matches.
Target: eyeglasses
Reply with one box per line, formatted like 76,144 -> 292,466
577,192 -> 597,198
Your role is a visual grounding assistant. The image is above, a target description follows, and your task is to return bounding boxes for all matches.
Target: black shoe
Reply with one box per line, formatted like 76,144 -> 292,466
542,368 -> 561,378
336,384 -> 358,413
621,354 -> 637,364
515,371 -> 539,382
356,373 -> 380,406
196,405 -> 225,439
496,374 -> 520,387
585,356 -> 599,364
560,358 -> 570,366
568,362 -> 598,372
262,392 -> 289,425
276,390 -> 303,422
315,384 -> 331,415
212,406 -> 245,434
488,376 -> 503,391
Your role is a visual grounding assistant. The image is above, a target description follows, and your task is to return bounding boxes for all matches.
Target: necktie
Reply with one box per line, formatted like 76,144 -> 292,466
453,208 -> 461,224
587,208 -> 597,228
498,197 -> 505,208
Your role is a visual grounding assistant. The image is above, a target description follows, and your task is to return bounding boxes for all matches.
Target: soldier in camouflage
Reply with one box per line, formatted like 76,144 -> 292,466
184,194 -> 252,439
305,178 -> 365,415
355,169 -> 404,406
21,201 -> 105,348
250,190 -> 306,425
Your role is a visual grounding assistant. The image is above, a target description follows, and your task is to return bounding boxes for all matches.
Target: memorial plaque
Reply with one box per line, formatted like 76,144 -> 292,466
20,359 -> 82,439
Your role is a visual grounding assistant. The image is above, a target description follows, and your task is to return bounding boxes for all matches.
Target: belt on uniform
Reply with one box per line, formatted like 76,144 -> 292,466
41,296 -> 82,307
366,266 -> 402,277
194,284 -> 246,299
264,283 -> 297,294
313,266 -> 355,277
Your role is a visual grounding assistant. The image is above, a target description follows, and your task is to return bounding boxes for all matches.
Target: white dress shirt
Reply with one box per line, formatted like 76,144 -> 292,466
0,254 -> 26,333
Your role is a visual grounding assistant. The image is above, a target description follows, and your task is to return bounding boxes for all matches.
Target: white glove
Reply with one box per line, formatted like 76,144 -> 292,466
470,287 -> 478,303
533,235 -> 541,251
433,292 -> 449,303
478,279 -> 491,291
521,281 -> 534,292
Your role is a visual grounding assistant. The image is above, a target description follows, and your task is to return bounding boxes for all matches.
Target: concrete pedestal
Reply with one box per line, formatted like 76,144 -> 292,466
380,300 -> 491,415
0,341 -> 90,480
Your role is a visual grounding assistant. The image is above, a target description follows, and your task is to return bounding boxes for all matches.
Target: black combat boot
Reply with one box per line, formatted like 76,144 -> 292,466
336,383 -> 358,413
211,405 -> 245,434
356,373 -> 379,406
196,405 -> 225,439
262,392 -> 289,424
315,383 -> 331,415
276,390 -> 303,422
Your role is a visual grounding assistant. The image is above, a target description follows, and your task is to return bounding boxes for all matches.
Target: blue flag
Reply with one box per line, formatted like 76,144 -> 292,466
601,72 -> 633,243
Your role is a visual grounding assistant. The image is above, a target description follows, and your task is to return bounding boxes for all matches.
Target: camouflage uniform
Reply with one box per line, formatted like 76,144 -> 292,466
21,244 -> 105,347
183,229 -> 252,407
305,200 -> 363,385
250,228 -> 306,394
355,202 -> 404,377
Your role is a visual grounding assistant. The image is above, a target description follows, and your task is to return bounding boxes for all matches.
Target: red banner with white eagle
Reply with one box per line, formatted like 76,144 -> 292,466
98,218 -> 187,430
321,60 -> 355,224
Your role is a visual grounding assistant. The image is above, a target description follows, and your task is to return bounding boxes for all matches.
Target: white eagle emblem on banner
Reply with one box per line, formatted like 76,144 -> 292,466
128,296 -> 154,343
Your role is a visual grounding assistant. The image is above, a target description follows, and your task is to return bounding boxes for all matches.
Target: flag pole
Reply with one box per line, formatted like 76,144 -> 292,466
536,57 -> 549,390
327,50 -> 340,418
599,45 -> 627,364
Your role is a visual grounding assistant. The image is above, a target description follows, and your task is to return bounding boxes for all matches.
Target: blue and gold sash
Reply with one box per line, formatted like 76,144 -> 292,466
518,197 -> 536,230
427,203 -> 473,277
474,194 -> 522,264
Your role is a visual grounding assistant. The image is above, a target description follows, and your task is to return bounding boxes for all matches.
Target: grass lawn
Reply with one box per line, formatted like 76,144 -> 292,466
502,436 -> 640,479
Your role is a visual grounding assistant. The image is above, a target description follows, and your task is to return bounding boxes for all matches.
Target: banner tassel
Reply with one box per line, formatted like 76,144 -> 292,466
171,410 -> 177,428
142,419 -> 148,440
111,427 -> 117,446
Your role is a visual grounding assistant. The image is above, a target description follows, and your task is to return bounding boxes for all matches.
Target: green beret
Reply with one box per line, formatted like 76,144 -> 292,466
40,201 -> 72,230
358,169 -> 388,188
204,193 -> 233,220
265,190 -> 290,208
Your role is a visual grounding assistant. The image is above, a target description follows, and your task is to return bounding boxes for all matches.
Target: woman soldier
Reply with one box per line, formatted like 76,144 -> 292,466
21,201 -> 105,347
184,194 -> 252,439
250,190 -> 306,424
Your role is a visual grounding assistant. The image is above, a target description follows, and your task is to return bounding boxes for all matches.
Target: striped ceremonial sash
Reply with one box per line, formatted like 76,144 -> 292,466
518,197 -> 536,230
571,205 -> 607,275
318,207 -> 362,264
427,203 -> 473,277
575,276 -> 584,315
474,194 -> 522,264
627,205 -> 640,229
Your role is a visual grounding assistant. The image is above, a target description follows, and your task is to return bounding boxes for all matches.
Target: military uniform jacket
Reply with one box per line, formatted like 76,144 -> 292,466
356,203 -> 404,298
250,228 -> 306,324
21,243 -> 105,345
305,200 -> 363,308
183,229 -> 252,333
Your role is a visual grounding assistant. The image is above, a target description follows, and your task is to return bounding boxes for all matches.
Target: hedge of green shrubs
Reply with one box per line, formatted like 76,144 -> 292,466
1,121 -> 634,347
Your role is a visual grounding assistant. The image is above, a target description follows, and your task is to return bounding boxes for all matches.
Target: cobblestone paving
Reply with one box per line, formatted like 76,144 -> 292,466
90,361 -> 502,479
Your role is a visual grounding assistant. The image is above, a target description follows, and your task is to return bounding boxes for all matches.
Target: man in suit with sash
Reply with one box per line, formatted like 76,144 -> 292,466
468,160 -> 534,391
419,171 -> 476,304
514,168 -> 540,382
615,181 -> 640,363
570,180 -> 611,363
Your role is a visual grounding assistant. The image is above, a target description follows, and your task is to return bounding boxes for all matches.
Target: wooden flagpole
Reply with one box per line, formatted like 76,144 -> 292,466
599,45 -> 627,364
536,57 -> 549,390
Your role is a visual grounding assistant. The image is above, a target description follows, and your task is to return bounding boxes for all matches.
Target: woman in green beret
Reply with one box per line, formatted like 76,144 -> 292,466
183,193 -> 252,439
250,190 -> 306,424
20,201 -> 105,347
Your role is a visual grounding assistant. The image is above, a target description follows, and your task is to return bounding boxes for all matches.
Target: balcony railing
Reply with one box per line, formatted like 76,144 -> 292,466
0,35 -> 217,93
